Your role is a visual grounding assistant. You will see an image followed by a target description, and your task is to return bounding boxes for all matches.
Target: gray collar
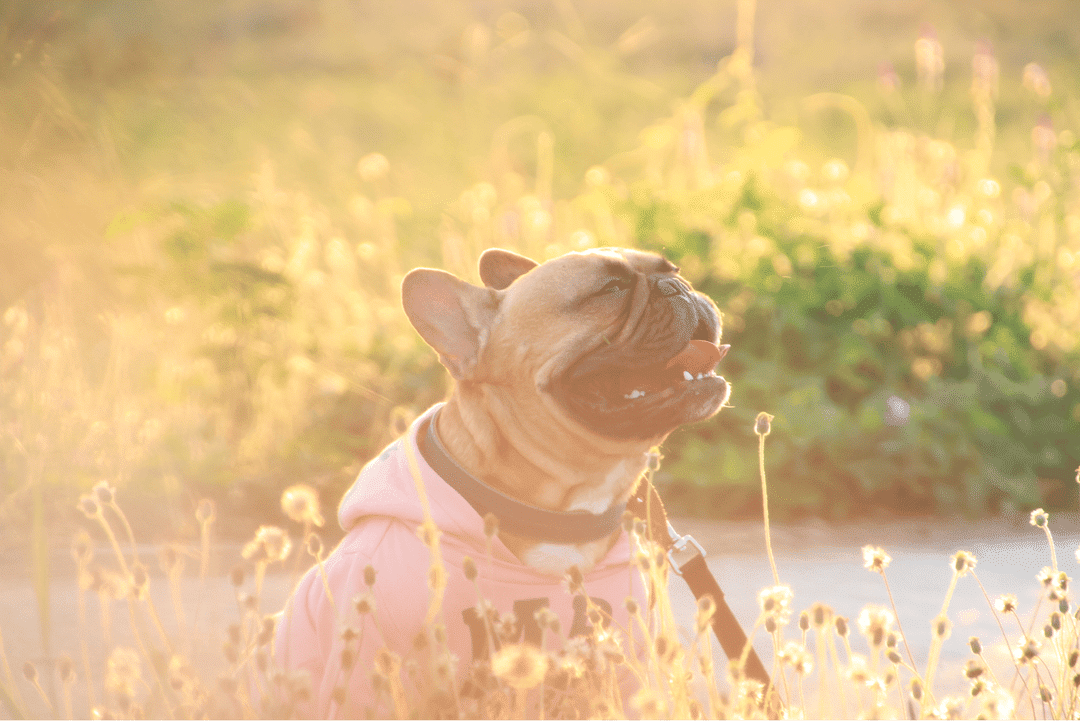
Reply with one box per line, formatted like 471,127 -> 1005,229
416,411 -> 626,544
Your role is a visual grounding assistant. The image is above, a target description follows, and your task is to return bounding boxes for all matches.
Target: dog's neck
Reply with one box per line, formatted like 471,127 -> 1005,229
436,390 -> 650,575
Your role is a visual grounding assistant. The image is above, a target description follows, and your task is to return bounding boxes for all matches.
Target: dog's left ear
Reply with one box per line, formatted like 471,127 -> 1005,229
401,269 -> 500,381
478,248 -> 538,290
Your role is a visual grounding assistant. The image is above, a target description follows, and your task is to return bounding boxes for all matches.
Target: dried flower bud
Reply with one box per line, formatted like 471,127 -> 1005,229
22,661 -> 37,683
910,678 -> 923,701
625,597 -> 639,615
196,499 -> 216,525
483,513 -> 499,539
71,531 -> 93,567
566,565 -> 584,593
463,556 -> 478,582
799,612 -> 810,632
363,565 -> 377,587
1070,650 -> 1079,668
306,534 -> 323,559
964,659 -> 984,678
835,616 -> 849,637
78,495 -> 101,519
1030,508 -> 1049,528
754,412 -> 773,437
887,649 -> 902,665
354,594 -> 375,616
57,654 -> 75,684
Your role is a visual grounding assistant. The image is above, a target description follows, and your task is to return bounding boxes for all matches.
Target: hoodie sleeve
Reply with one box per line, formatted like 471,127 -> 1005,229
272,518 -> 432,718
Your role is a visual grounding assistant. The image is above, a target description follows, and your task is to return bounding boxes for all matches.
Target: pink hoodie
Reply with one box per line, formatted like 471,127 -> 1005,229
273,403 -> 648,717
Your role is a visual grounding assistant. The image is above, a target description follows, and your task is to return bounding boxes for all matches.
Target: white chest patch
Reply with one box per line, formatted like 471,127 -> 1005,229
564,459 -> 634,514
519,543 -> 593,577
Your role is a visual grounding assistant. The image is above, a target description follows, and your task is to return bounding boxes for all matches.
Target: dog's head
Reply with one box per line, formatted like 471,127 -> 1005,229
402,247 -> 730,445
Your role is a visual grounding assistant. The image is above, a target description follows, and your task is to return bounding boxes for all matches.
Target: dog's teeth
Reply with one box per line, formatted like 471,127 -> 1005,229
624,389 -> 645,399
682,370 -> 694,381
696,373 -> 704,380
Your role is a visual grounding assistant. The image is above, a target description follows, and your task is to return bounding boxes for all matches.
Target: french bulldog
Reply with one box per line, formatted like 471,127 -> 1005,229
273,247 -> 732,716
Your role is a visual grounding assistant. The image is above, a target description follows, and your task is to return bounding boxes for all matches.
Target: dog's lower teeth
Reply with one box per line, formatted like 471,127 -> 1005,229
682,371 -> 694,381
696,373 -> 704,380
623,389 -> 645,399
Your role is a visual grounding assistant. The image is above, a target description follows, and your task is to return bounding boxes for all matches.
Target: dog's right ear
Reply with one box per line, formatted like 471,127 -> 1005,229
478,248 -> 538,290
401,269 -> 500,381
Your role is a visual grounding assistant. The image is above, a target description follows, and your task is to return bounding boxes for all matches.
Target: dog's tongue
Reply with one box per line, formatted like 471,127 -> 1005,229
617,340 -> 729,396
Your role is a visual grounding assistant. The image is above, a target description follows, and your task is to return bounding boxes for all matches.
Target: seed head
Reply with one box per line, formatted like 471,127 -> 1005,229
887,649 -> 903,665
835,615 -> 849,637
951,550 -> 976,576
625,597 -> 639,616
22,661 -> 37,683
779,642 -> 813,674
757,585 -> 794,625
92,481 -> 115,506
862,545 -> 892,573
754,412 -> 774,437
363,564 -> 376,587
1071,650 -> 1079,668
858,605 -> 895,642
798,611 -> 810,632
811,602 -> 833,628
1030,508 -> 1049,528
242,525 -> 292,563
195,498 -> 216,525
964,659 -> 985,678
1014,639 -> 1040,664
280,484 -> 324,527
491,643 -> 548,690
910,678 -> 923,701
229,565 -> 244,588
994,594 -> 1017,614
534,606 -> 558,632
622,510 -> 635,534
1040,685 -> 1053,703
969,636 -> 982,655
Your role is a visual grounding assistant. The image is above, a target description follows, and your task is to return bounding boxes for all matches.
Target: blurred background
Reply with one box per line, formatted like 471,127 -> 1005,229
2,0 -> 1079,552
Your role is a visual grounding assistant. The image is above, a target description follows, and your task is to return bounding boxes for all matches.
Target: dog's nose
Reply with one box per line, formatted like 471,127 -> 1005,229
656,277 -> 683,297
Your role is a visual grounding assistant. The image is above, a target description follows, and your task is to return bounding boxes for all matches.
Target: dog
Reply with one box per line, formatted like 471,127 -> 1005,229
273,247 -> 730,717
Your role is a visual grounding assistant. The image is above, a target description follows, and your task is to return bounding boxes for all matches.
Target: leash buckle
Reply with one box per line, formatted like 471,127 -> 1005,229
665,522 -> 706,576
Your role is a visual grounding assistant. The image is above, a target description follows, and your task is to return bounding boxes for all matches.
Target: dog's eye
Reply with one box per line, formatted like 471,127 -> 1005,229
598,278 -> 630,295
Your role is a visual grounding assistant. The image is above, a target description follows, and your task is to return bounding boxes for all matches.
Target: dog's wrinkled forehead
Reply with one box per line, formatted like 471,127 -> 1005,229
509,248 -> 678,305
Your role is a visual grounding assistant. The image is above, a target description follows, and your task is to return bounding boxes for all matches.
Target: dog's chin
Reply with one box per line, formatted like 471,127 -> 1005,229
553,359 -> 730,441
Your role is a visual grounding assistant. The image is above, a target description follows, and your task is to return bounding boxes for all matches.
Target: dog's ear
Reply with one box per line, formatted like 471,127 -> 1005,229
478,248 -> 538,290
401,269 -> 500,381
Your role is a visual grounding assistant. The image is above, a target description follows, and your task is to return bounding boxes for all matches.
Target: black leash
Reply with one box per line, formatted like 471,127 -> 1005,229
627,481 -> 780,716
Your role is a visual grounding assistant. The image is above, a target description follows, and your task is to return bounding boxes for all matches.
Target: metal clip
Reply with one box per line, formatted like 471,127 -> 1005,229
665,521 -> 706,576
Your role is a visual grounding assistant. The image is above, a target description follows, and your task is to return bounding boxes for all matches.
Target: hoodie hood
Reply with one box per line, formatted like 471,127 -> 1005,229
338,403 -> 635,572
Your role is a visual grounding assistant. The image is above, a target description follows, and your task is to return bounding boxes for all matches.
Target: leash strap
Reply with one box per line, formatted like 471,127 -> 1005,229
628,479 -> 779,714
